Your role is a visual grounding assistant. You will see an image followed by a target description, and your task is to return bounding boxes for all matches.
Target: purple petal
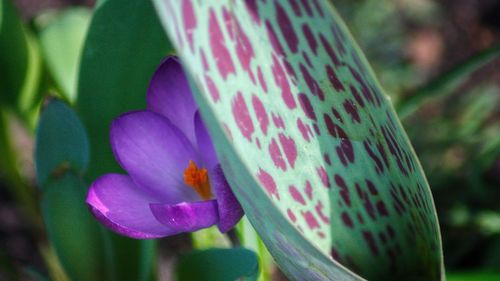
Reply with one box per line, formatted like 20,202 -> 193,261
86,174 -> 177,239
194,111 -> 218,170
147,56 -> 198,146
150,200 -> 218,233
211,165 -> 244,233
111,111 -> 199,202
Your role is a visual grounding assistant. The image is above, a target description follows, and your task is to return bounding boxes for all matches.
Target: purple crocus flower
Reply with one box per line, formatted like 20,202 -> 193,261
86,56 -> 244,239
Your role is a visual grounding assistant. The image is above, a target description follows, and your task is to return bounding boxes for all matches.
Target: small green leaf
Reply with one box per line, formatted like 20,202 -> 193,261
36,7 -> 91,103
175,248 -> 259,281
397,45 -> 500,119
41,173 -> 107,281
35,99 -> 89,186
0,0 -> 42,115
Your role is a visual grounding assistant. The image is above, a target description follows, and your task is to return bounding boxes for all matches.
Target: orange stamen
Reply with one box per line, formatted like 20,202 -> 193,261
183,160 -> 212,200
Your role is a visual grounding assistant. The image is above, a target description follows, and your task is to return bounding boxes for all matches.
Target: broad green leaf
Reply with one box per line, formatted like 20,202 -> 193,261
36,7 -> 91,103
175,248 -> 259,281
0,0 -> 42,115
154,1 -> 443,280
76,0 -> 170,280
397,45 -> 500,119
41,173 -> 107,281
35,99 -> 89,186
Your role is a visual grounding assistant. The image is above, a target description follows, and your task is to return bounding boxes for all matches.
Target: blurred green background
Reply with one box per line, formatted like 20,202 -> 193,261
1,0 -> 499,280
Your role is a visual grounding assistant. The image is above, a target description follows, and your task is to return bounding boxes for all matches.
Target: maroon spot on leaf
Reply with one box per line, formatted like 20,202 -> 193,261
257,67 -> 268,93
300,0 -> 313,16
362,231 -> 379,256
302,211 -> 320,229
349,66 -> 377,106
319,34 -> 340,66
205,75 -> 220,102
323,153 -> 331,166
336,139 -> 354,166
331,248 -> 342,262
313,123 -> 320,136
222,122 -> 232,140
298,93 -> 316,121
317,231 -> 325,238
379,232 -> 387,245
209,9 -> 235,80
377,201 -> 389,217
272,112 -> 286,129
312,0 -> 324,17
300,63 -> 325,101
252,95 -> 269,135
366,179 -> 379,195
289,185 -> 306,205
326,65 -> 344,92
387,225 -> 395,239
350,85 -> 365,108
297,118 -> 312,142
341,211 -> 353,228
343,99 -> 360,123
287,208 -> 297,222
324,114 -> 348,139
331,108 -> 343,123
302,24 -> 318,54
357,212 -> 365,224
232,92 -> 254,141
269,138 -> 287,171
181,0 -> 196,52
316,166 -> 330,188
364,140 -> 384,174
283,60 -> 297,80
244,0 -> 261,24
334,174 -> 351,207
256,138 -> 261,149
200,48 -> 209,70
279,133 -> 297,168
289,0 -> 302,16
271,55 -> 297,109
266,20 -> 285,55
302,51 -> 313,68
275,2 -> 299,53
257,168 -> 280,200
315,201 -> 330,224
305,180 -> 313,199
330,24 -> 346,55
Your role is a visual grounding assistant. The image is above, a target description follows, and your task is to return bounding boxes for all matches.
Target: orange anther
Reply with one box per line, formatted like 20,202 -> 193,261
183,160 -> 212,200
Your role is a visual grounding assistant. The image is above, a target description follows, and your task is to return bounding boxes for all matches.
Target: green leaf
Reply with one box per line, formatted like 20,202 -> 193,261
41,173 -> 107,281
35,99 -> 89,186
154,1 -> 443,280
397,45 -> 500,119
36,7 -> 92,103
76,0 -> 171,280
175,248 -> 259,281
77,0 -> 172,179
0,0 -> 42,115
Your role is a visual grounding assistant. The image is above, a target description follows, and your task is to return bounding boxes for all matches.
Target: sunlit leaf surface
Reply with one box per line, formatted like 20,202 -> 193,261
154,1 -> 443,280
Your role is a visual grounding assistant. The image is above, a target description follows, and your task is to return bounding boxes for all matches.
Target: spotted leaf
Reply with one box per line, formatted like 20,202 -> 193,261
153,1 -> 443,280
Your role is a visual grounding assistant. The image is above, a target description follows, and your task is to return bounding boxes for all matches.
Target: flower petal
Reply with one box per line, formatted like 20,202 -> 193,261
194,110 -> 218,170
211,165 -> 244,233
86,174 -> 177,239
150,200 -> 219,233
147,56 -> 197,146
111,110 -> 199,202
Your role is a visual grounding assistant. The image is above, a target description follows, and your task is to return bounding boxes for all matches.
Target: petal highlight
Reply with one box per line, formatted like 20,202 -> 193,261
150,200 -> 219,233
86,174 -> 177,239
